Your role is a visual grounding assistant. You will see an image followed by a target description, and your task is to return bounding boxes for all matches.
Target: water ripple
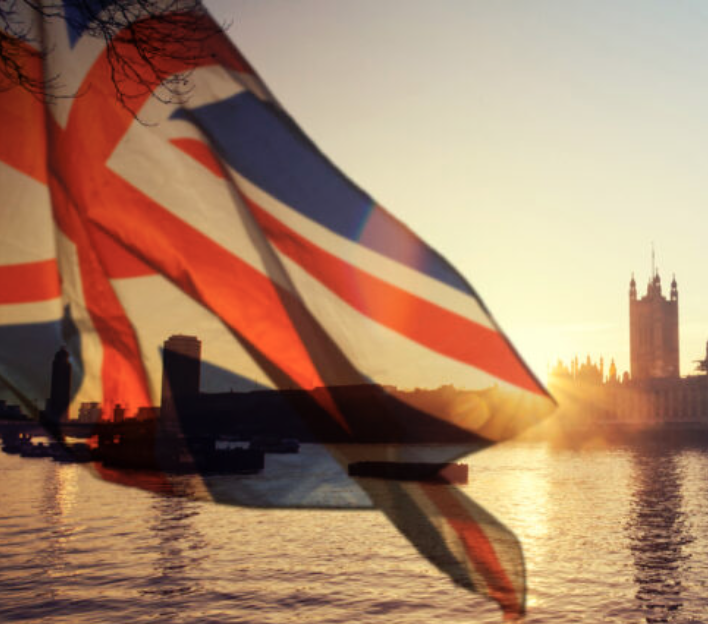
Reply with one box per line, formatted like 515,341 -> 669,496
3,443 -> 708,622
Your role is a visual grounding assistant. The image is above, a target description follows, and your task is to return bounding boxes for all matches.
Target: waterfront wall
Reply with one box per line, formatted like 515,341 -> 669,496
549,374 -> 708,425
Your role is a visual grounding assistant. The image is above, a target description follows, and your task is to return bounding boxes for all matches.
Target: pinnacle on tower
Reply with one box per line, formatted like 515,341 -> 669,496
651,242 -> 656,277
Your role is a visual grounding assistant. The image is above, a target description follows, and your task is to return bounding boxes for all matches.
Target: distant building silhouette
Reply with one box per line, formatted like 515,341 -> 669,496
550,355 -> 605,385
47,346 -> 72,424
113,404 -> 126,423
629,269 -> 679,379
77,402 -> 102,423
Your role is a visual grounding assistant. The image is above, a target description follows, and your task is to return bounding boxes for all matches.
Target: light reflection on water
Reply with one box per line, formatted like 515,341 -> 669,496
627,448 -> 687,622
2,441 -> 708,623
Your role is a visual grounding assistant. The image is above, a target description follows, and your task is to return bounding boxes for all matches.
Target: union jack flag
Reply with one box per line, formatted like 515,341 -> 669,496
0,1 -> 554,618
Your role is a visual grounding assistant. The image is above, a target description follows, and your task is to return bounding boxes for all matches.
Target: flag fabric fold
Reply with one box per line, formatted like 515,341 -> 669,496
0,2 -> 554,619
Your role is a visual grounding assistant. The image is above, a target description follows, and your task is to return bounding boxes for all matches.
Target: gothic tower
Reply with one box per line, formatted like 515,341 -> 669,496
629,265 -> 679,380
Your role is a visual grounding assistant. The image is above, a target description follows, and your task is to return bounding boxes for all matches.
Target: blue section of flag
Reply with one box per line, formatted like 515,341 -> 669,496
63,0 -> 114,47
173,94 -> 474,296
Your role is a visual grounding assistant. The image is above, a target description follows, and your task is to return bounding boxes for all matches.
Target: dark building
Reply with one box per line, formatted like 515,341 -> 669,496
160,335 -> 202,434
629,270 -> 679,379
161,335 -> 202,405
48,346 -> 72,423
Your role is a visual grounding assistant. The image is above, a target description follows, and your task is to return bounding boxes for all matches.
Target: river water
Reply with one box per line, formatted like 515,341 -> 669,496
2,439 -> 708,623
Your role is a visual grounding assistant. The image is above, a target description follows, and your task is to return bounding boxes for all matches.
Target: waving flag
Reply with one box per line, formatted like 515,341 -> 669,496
0,1 -> 554,619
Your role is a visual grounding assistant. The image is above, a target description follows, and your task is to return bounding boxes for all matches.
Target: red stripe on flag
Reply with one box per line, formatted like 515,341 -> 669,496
0,260 -> 61,304
243,195 -> 545,396
0,41 -> 46,184
84,167 -> 331,393
89,171 -> 350,426
170,138 -> 227,179
64,14 -> 256,166
421,484 -> 523,619
48,165 -> 153,413
91,226 -> 156,279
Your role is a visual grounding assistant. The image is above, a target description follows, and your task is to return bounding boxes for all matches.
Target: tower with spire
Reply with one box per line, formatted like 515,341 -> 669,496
629,250 -> 679,380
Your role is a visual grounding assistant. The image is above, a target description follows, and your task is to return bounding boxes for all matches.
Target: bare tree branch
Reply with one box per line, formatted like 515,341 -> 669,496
0,0 -> 226,114
0,0 -> 46,95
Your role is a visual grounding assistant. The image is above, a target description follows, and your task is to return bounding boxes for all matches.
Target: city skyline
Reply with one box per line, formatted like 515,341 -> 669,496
206,0 -> 708,379
7,262 -> 705,419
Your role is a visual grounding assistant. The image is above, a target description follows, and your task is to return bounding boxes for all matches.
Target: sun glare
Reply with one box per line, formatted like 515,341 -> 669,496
509,326 -> 573,386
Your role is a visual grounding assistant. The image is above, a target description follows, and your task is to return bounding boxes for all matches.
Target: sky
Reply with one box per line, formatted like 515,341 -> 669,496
206,0 -> 708,381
